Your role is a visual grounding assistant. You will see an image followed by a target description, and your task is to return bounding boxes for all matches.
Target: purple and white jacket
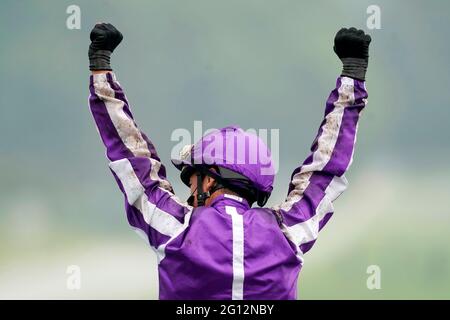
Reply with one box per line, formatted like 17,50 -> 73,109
89,73 -> 367,299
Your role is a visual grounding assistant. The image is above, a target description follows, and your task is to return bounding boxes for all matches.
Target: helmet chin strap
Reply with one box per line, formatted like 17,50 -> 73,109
196,171 -> 209,206
187,188 -> 196,206
189,171 -> 223,207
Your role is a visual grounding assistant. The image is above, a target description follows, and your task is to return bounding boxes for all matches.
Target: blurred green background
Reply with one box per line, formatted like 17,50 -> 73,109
1,0 -> 449,299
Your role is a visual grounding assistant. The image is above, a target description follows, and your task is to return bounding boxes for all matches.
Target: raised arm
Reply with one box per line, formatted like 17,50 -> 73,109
276,28 -> 371,260
88,23 -> 192,257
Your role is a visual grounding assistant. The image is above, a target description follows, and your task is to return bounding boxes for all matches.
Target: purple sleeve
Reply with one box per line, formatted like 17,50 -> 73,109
89,73 -> 192,250
276,76 -> 368,259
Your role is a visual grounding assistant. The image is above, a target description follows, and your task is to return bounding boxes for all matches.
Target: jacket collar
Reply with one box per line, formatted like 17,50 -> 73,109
209,193 -> 250,212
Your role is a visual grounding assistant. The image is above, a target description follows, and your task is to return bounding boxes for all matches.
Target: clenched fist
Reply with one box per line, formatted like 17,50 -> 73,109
88,23 -> 123,71
333,27 -> 372,81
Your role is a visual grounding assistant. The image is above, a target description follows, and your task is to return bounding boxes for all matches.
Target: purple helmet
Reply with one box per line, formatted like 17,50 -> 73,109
171,125 -> 275,206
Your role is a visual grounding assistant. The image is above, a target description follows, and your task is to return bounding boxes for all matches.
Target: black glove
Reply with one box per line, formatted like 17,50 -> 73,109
334,27 -> 371,81
88,23 -> 123,71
